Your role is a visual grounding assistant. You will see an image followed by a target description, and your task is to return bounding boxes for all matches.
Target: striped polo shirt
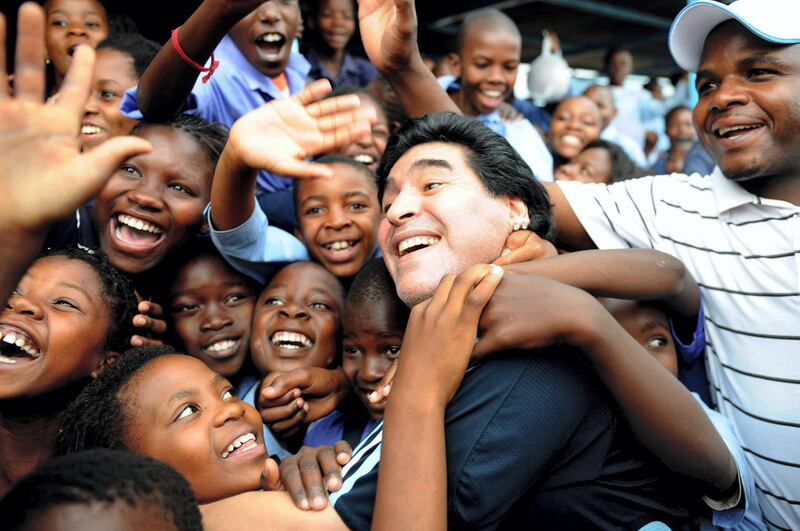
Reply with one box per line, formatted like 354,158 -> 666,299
559,170 -> 800,530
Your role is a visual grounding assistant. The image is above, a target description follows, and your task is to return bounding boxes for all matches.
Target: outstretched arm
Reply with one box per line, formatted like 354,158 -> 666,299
358,0 -> 460,117
543,182 -> 597,251
0,3 -> 151,308
210,79 -> 376,231
477,274 -> 736,496
135,1 -> 262,120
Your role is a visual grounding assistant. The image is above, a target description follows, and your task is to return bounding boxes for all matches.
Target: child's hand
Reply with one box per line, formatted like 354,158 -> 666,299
259,456 -> 283,492
393,264 -> 504,406
223,79 -> 376,179
130,299 -> 167,347
258,367 -> 350,436
279,442 -> 353,511
357,0 -> 420,74
0,4 -> 151,237
367,359 -> 396,405
494,230 -> 557,266
476,273 -> 594,356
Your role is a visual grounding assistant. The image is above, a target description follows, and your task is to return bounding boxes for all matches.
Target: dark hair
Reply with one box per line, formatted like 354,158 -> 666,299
378,112 -> 554,241
43,248 -> 137,353
96,32 -> 161,78
665,105 -> 691,127
581,139 -> 645,182
57,345 -> 178,455
345,258 -> 409,322
293,154 -> 378,212
132,115 -> 229,166
0,449 -> 202,531
603,46 -> 631,69
327,84 -> 388,123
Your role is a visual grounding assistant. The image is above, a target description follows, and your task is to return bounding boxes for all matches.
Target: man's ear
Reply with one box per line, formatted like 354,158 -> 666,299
449,53 -> 462,78
506,197 -> 529,226
92,351 -> 119,379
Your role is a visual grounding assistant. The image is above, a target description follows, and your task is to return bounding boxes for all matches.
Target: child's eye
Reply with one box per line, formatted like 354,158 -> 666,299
175,404 -> 198,421
265,297 -> 284,306
646,336 -> 668,349
225,293 -> 248,305
86,21 -> 101,29
382,202 -> 393,215
310,301 -> 330,311
384,345 -> 401,360
51,19 -> 68,28
343,346 -> 361,358
99,90 -> 118,101
305,206 -> 324,216
53,298 -> 80,310
168,183 -> 196,196
348,202 -> 368,211
119,164 -> 142,178
172,302 -> 198,313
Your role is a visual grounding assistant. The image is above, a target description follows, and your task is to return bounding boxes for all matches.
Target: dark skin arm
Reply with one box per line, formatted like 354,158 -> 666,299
357,0 -> 460,117
374,264 -> 504,531
476,273 -> 737,495
135,0 -> 262,121
0,4 -> 151,308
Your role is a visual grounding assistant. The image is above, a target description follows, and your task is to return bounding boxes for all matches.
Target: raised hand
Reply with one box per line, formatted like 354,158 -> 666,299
222,79 -> 376,179
0,4 -> 152,236
357,0 -> 420,74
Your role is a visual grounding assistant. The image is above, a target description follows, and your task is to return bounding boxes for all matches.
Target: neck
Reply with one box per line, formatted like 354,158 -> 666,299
450,89 -> 478,117
318,46 -> 345,76
0,396 -> 69,496
739,173 -> 800,205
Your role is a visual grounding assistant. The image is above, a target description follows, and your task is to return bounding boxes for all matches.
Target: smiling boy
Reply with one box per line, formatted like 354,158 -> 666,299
548,1 -> 800,527
443,9 -> 554,182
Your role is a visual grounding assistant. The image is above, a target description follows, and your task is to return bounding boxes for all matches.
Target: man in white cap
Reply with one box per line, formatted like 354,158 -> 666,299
547,1 -> 800,528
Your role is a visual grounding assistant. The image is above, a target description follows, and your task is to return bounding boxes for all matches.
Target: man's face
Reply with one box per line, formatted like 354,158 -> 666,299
378,143 -> 519,306
457,26 -> 521,116
228,0 -> 300,78
694,21 -> 800,184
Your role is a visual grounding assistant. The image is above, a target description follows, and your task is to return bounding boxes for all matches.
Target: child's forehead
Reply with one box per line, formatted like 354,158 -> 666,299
29,256 -> 102,293
462,25 -> 520,54
297,163 -> 377,197
264,263 -> 343,298
174,255 -> 247,288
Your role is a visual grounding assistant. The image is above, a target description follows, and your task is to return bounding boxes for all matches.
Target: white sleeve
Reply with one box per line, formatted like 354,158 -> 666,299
505,119 -> 554,182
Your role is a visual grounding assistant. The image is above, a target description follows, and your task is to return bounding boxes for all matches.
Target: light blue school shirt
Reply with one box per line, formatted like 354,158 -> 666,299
121,35 -> 310,192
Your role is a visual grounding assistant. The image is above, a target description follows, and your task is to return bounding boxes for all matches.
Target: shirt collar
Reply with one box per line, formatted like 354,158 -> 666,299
712,167 -> 759,214
217,35 -> 310,95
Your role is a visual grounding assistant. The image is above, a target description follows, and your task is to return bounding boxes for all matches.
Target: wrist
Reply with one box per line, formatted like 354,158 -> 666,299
203,0 -> 254,25
562,295 -> 614,352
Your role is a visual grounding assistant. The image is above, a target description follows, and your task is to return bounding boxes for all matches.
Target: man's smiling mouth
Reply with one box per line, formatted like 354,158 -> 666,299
398,236 -> 440,257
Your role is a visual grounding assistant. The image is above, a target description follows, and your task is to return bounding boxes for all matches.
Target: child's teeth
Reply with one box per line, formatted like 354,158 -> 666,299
3,333 -> 17,344
0,355 -> 16,364
117,214 -> 163,235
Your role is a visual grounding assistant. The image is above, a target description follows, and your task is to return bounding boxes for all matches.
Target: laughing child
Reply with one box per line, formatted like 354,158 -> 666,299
304,0 -> 377,88
0,249 -> 136,496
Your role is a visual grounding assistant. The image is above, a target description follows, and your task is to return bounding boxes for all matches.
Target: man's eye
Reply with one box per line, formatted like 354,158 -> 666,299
175,404 -> 198,420
696,81 -> 717,95
222,390 -> 234,400
424,182 -> 441,191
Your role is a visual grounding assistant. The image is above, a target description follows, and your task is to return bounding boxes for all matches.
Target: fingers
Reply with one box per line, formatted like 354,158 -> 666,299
260,458 -> 283,492
317,445 -> 344,492
261,369 -> 312,398
129,335 -> 164,347
270,405 -> 308,434
295,78 -> 333,106
445,264 -> 504,322
274,159 -> 335,180
259,387 -> 301,409
333,440 -> 353,465
299,449 -> 328,510
77,136 -> 152,196
280,453 -> 311,510
319,119 -> 373,154
14,3 -> 45,103
368,359 -> 396,403
132,314 -> 168,334
316,105 -> 377,134
426,273 -> 457,313
56,45 -> 95,117
138,300 -> 164,317
0,14 -> 7,100
305,93 -> 361,119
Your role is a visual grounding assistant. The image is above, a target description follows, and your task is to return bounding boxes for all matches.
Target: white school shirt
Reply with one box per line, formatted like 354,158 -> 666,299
558,170 -> 800,531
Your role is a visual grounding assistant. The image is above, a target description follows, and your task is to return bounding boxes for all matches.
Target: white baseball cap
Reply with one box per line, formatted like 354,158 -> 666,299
669,0 -> 800,72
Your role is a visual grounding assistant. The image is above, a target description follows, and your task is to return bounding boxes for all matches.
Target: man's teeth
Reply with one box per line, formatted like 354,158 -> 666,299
258,33 -> 283,44
271,331 -> 313,349
716,124 -> 760,137
353,154 -> 375,165
117,214 -> 163,235
325,240 -> 355,251
205,339 -> 238,353
221,432 -> 257,459
1,332 -> 41,358
398,236 -> 440,256
81,125 -> 104,135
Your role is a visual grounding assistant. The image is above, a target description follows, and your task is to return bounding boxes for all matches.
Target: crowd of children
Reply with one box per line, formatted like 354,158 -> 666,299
0,0 -> 798,529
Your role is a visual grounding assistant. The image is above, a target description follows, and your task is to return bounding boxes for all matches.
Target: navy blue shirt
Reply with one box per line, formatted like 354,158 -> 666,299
332,351 -> 701,530
306,48 -> 377,88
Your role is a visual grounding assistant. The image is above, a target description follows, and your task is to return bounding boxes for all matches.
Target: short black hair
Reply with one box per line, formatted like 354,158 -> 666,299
581,139 -> 645,183
345,258 -> 409,325
456,8 -> 521,55
377,112 -> 554,241
665,105 -> 691,127
603,46 -> 632,69
43,248 -> 137,353
132,115 -> 229,167
96,32 -> 161,78
0,449 -> 201,531
293,154 -> 378,212
57,345 -> 178,455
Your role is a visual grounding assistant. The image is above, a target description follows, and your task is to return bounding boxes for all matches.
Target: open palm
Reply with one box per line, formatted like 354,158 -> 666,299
357,0 -> 418,73
226,79 -> 375,179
